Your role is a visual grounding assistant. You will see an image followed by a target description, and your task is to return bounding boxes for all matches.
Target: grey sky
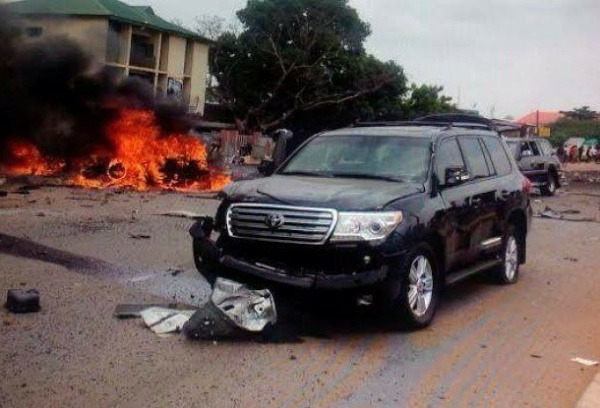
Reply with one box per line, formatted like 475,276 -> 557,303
129,0 -> 600,118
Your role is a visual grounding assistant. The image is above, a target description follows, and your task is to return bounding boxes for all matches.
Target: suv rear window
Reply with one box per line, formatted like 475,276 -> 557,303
482,137 -> 512,175
458,137 -> 491,179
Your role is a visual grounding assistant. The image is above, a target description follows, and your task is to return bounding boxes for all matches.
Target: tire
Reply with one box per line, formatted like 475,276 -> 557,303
540,171 -> 557,196
385,243 -> 441,329
493,225 -> 520,284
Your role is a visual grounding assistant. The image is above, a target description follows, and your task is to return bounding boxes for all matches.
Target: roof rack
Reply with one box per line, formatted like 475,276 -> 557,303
354,120 -> 494,131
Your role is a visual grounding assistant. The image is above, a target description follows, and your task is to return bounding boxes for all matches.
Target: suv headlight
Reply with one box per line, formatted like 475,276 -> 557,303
331,211 -> 403,242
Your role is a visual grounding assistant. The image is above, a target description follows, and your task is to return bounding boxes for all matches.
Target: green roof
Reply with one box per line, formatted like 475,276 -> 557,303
8,0 -> 210,43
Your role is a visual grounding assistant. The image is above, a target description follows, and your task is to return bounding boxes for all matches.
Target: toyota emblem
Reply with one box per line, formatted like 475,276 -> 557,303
265,213 -> 285,229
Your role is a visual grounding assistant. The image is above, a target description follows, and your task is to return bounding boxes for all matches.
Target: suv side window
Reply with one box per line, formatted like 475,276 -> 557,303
482,136 -> 512,175
436,138 -> 465,186
538,140 -> 553,156
458,137 -> 491,179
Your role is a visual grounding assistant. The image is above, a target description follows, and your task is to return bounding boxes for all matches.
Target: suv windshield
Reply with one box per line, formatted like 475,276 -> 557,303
280,135 -> 431,182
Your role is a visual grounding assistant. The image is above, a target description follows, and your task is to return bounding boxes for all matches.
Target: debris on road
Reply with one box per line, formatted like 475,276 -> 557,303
530,354 -> 542,359
183,278 -> 277,340
168,268 -> 184,276
571,357 -> 599,367
140,307 -> 195,335
563,257 -> 578,262
6,289 -> 40,313
0,191 -> 7,198
158,210 -> 206,219
129,234 -> 152,240
539,207 -> 564,220
536,206 -> 598,223
3,315 -> 15,326
114,303 -> 180,318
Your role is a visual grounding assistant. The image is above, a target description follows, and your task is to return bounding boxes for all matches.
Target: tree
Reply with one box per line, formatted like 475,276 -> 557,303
208,0 -> 406,132
401,84 -> 456,119
549,117 -> 600,147
561,106 -> 598,121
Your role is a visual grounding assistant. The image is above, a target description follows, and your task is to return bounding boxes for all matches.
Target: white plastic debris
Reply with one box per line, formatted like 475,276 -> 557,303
571,357 -> 599,367
211,278 -> 277,332
140,307 -> 195,334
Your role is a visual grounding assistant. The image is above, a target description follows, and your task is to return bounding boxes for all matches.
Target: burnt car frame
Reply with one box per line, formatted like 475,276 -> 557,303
190,122 -> 533,328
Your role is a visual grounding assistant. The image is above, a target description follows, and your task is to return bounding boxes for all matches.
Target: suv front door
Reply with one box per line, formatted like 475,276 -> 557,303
436,137 -> 495,270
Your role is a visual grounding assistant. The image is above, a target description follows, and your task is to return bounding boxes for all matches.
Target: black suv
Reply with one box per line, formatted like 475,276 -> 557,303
505,137 -> 563,196
191,123 -> 533,328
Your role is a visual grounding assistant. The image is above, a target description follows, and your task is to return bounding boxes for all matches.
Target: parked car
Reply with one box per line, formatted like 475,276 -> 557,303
504,137 -> 563,196
190,122 -> 533,329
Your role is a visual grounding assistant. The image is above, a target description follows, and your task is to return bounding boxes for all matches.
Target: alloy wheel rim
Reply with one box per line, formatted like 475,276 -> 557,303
505,236 -> 518,281
408,255 -> 434,317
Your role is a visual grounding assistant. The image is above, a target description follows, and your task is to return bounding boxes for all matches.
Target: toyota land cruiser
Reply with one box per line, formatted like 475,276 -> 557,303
190,122 -> 533,328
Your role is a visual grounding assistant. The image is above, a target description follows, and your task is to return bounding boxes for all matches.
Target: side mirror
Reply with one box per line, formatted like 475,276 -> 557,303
258,159 -> 276,176
444,166 -> 470,186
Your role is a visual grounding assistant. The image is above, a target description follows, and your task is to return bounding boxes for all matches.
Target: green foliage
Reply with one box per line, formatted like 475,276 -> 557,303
207,0 -> 455,132
209,0 -> 408,131
549,118 -> 600,146
561,106 -> 598,121
401,84 -> 456,119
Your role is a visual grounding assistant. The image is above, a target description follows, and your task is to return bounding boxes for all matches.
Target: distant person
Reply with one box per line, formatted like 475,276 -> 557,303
570,144 -> 578,162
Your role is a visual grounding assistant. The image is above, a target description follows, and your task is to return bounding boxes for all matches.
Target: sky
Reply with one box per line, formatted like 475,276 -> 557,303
127,0 -> 600,119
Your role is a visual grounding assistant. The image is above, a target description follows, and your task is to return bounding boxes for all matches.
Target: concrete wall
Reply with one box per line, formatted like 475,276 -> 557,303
190,42 -> 210,115
19,16 -> 109,64
166,35 -> 186,78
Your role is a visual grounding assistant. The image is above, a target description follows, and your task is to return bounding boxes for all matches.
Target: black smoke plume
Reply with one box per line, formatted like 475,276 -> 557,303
0,9 -> 190,167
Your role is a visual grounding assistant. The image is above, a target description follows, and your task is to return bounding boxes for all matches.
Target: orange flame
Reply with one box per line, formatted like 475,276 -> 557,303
1,108 -> 230,192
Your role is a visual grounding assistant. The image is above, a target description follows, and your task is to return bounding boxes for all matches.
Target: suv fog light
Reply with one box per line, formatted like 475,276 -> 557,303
363,255 -> 372,265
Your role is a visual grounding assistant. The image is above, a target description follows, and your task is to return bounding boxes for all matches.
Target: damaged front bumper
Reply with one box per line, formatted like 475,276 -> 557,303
190,218 -> 390,290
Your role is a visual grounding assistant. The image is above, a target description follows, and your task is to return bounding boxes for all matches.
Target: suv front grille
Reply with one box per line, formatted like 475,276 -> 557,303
226,203 -> 337,245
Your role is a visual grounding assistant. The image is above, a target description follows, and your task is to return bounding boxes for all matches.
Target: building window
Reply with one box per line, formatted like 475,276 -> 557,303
25,27 -> 43,38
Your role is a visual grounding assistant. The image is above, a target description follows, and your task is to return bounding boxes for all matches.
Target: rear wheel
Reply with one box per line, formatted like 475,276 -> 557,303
386,244 -> 441,329
540,171 -> 557,196
493,225 -> 520,284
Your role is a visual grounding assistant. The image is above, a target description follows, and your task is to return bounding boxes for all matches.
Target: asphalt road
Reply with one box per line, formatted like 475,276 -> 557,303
1,181 -> 599,407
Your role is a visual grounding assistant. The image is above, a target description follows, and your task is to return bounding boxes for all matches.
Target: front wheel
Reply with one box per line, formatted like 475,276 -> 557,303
540,172 -> 557,196
387,244 -> 441,329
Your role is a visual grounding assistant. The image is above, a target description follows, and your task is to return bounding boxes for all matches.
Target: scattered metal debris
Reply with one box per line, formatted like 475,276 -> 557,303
183,278 -> 277,339
158,210 -> 206,219
129,234 -> 152,240
536,206 -> 598,223
571,357 -> 599,367
563,257 -> 578,262
530,354 -> 542,359
168,268 -> 184,276
140,307 -> 195,335
6,289 -> 40,313
114,303 -> 180,318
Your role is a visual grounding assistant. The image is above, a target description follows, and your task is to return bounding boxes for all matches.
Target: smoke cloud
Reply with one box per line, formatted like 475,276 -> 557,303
0,9 -> 190,166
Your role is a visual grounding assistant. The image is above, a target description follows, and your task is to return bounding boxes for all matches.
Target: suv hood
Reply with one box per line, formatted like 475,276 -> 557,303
222,175 -> 424,211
